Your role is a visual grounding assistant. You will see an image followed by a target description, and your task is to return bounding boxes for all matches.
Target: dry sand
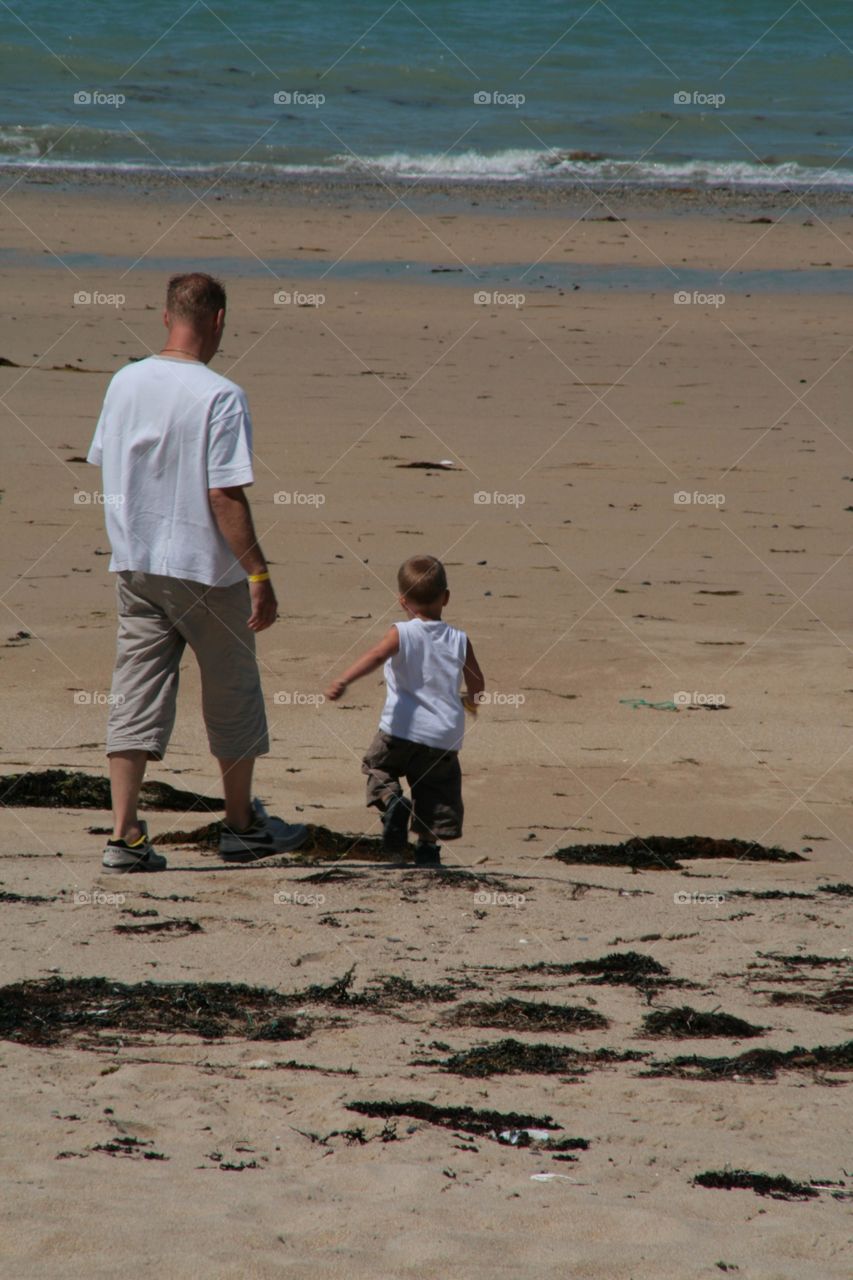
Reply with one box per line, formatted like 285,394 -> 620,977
0,181 -> 851,1279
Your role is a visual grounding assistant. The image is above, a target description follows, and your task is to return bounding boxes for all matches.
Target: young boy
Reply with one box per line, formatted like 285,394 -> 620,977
326,555 -> 484,866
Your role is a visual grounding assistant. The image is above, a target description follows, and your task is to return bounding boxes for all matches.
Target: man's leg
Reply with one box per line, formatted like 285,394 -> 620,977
180,580 -> 307,857
217,755 -> 254,830
110,750 -> 149,842
105,573 -> 184,852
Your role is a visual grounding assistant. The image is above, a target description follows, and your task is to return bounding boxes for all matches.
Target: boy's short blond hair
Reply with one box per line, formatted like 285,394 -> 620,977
398,555 -> 447,605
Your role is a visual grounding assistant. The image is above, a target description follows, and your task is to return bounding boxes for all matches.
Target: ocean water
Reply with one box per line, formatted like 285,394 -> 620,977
0,0 -> 850,188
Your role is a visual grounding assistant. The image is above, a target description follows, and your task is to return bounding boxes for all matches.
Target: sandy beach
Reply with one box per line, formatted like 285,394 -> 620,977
1,177 -> 851,1279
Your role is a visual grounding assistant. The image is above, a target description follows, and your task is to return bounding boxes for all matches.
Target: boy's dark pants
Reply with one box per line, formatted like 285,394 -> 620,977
361,730 -> 463,841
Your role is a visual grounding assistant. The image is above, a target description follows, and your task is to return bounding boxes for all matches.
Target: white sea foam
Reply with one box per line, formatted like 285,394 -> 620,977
1,145 -> 851,190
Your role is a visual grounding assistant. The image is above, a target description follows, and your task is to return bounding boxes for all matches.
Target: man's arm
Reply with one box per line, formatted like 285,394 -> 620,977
326,626 -> 400,701
463,639 -> 485,702
208,485 -> 276,632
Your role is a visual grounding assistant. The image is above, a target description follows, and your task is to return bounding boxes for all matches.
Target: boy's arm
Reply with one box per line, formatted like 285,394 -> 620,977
462,639 -> 485,702
326,626 -> 400,702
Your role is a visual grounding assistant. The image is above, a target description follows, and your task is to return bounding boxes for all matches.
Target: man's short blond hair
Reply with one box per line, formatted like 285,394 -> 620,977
166,272 -> 226,323
398,555 -> 448,605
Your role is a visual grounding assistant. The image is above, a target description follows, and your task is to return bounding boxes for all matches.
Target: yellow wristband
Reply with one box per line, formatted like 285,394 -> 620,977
248,571 -> 270,583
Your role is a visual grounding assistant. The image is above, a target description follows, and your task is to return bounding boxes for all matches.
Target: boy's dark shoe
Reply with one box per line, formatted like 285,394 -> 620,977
414,842 -> 442,867
382,794 -> 412,854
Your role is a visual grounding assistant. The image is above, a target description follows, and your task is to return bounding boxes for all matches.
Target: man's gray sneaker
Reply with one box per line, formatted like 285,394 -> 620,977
219,798 -> 309,862
102,821 -> 167,874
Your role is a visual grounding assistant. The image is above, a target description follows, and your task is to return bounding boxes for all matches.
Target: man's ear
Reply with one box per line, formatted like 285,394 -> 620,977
214,308 -> 226,335
163,308 -> 170,329
444,589 -> 450,605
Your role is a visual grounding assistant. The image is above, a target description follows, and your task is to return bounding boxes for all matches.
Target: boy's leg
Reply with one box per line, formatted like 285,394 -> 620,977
361,731 -> 405,813
407,746 -> 463,863
362,732 -> 414,852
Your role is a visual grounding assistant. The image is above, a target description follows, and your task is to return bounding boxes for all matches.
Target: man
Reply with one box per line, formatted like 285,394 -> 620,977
87,272 -> 307,872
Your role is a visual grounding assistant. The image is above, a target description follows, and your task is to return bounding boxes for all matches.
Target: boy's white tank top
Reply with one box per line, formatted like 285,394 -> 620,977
380,618 -> 468,751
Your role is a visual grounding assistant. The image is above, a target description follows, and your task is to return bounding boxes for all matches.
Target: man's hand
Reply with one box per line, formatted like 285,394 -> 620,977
248,578 -> 278,632
325,678 -> 348,702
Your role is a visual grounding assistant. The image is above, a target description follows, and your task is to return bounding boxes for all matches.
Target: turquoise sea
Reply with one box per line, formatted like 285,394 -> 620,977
0,0 -> 850,187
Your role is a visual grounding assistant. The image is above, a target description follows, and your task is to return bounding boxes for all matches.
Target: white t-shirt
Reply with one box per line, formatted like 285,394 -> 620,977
380,617 -> 468,751
87,355 -> 254,587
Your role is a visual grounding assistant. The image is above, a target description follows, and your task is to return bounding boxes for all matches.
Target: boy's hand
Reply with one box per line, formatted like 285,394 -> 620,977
326,679 -> 348,702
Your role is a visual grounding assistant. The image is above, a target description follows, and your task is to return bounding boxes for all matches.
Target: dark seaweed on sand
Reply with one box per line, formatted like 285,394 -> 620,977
693,1169 -> 819,1200
642,1040 -> 853,1081
0,769 -> 223,812
640,1006 -> 765,1038
819,882 -> 853,897
553,835 -> 804,871
0,976 -> 308,1046
299,966 -> 465,1008
113,917 -> 203,937
347,1099 -> 563,1139
758,951 -> 850,968
443,997 -> 608,1033
767,983 -> 853,1014
0,889 -> 53,904
520,951 -> 683,991
438,1037 -> 647,1078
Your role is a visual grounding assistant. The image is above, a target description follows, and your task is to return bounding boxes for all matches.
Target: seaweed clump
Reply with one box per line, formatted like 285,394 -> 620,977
0,976 -> 308,1047
346,1098 -> 563,1142
767,983 -> 853,1015
640,1006 -> 765,1039
0,769 -> 223,812
438,1037 -> 646,1078
444,998 -> 608,1033
553,835 -> 804,871
643,1040 -> 853,1081
693,1169 -> 818,1200
521,951 -> 676,992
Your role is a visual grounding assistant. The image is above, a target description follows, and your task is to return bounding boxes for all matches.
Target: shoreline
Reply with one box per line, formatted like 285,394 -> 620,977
5,163 -> 853,218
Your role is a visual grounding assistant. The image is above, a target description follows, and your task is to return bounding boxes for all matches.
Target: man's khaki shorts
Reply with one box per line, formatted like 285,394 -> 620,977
362,730 -> 463,841
106,571 -> 269,761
